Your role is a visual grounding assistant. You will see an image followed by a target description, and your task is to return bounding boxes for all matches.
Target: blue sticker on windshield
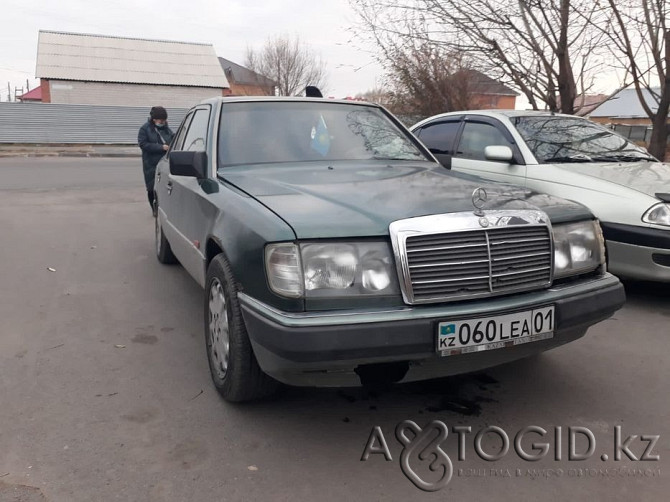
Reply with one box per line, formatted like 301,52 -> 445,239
310,115 -> 330,156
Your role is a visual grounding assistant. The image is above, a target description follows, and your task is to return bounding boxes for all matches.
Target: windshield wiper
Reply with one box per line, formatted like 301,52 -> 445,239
543,154 -> 593,163
590,154 -> 656,162
371,154 -> 423,161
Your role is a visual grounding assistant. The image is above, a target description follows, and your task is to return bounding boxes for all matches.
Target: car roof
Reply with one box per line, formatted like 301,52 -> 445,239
198,96 -> 381,107
423,109 -> 583,120
411,109 -> 590,129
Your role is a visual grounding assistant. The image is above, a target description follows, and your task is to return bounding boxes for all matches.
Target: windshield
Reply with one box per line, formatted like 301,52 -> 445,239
512,116 -> 654,163
217,101 -> 427,167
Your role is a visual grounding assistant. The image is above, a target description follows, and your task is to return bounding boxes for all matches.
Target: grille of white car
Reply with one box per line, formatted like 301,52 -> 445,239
401,224 -> 553,303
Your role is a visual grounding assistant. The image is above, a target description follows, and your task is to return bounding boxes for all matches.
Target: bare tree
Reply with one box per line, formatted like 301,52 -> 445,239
245,35 -> 328,96
355,87 -> 393,107
385,40 -> 476,117
351,0 -> 612,114
595,0 -> 669,160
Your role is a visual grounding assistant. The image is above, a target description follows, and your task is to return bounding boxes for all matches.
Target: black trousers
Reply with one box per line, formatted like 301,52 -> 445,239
147,189 -> 155,209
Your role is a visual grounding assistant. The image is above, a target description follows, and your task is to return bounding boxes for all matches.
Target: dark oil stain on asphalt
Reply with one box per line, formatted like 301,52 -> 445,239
333,372 -> 499,417
337,390 -> 358,403
167,440 -> 209,470
132,333 -> 158,345
425,395 -> 497,416
122,409 -> 157,424
473,373 -> 499,385
0,482 -> 46,501
415,373 -> 499,416
160,327 -> 175,333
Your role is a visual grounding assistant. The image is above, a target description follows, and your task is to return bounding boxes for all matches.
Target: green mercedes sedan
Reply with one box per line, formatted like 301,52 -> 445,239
154,97 -> 624,401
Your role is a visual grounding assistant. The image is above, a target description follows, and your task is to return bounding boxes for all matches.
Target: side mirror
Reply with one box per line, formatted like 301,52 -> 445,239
484,145 -> 513,162
169,151 -> 208,179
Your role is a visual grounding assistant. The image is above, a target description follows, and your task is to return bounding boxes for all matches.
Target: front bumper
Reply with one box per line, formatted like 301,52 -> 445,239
601,222 -> 670,281
240,273 -> 625,387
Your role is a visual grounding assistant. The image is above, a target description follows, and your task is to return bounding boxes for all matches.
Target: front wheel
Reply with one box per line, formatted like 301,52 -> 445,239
205,254 -> 279,402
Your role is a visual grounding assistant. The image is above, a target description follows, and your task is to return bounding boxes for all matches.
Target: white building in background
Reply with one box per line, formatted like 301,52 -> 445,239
35,30 -> 230,108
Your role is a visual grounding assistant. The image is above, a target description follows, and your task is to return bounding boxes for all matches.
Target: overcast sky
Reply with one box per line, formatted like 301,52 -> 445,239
0,0 -> 383,100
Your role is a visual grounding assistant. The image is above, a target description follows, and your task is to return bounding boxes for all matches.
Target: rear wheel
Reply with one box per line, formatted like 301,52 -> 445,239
205,254 -> 279,402
155,208 -> 178,264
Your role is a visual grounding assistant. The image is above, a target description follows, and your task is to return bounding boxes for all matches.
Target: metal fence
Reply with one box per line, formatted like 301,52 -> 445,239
611,123 -> 653,144
0,102 -> 188,144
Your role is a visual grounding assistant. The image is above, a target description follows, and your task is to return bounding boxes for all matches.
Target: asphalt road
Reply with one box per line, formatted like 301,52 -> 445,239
0,157 -> 668,501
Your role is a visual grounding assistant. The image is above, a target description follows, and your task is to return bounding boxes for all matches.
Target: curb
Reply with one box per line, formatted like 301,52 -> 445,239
0,152 -> 140,158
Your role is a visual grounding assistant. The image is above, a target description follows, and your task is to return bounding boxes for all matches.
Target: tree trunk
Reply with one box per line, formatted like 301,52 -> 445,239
556,0 -> 577,114
648,107 -> 669,161
647,30 -> 670,161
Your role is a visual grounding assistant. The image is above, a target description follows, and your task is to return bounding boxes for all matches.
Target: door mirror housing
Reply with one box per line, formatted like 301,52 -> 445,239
484,145 -> 513,162
169,151 -> 208,179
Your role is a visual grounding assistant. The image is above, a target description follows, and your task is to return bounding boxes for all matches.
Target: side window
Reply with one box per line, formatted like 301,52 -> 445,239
417,121 -> 461,154
171,112 -> 194,151
456,122 -> 514,161
181,109 -> 210,152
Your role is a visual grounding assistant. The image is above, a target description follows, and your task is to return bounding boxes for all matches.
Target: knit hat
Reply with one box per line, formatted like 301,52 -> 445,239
150,106 -> 168,120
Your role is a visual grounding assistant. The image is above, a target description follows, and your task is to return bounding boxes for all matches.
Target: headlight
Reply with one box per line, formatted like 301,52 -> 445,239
265,241 -> 400,298
642,203 -> 670,226
552,220 -> 605,279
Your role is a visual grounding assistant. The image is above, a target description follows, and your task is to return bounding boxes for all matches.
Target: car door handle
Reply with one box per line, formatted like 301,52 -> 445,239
166,181 -> 173,195
156,171 -> 161,183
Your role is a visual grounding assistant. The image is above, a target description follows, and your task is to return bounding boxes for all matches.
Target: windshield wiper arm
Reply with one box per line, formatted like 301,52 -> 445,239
590,154 -> 656,162
543,154 -> 593,163
372,155 -> 422,161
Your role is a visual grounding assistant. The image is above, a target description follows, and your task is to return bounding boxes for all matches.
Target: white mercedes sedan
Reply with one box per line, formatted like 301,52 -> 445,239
411,111 -> 670,282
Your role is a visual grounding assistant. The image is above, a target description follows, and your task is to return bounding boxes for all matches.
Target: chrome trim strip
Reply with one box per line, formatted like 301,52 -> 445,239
494,252 -> 551,262
410,259 -> 490,269
485,228 -> 493,292
407,243 -> 487,253
413,275 -> 490,285
493,266 -> 551,278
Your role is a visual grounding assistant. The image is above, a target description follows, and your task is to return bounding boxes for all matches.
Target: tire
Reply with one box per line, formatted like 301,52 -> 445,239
205,254 -> 279,402
155,208 -> 178,264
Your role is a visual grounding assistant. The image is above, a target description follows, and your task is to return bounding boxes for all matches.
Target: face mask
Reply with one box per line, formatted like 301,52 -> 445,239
155,123 -> 166,129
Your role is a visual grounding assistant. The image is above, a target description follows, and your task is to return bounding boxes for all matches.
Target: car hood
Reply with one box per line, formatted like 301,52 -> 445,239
220,161 -> 593,238
556,160 -> 670,198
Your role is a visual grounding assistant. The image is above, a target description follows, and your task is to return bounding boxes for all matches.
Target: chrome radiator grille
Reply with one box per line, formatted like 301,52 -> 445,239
402,224 -> 552,303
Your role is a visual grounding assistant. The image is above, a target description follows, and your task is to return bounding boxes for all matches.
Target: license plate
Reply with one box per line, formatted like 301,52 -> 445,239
437,306 -> 554,356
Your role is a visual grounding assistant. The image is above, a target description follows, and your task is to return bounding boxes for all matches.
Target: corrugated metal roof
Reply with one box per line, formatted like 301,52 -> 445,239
218,58 -> 277,87
36,30 -> 230,88
589,87 -> 659,118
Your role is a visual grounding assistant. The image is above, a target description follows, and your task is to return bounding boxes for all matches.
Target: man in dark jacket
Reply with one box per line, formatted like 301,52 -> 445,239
138,106 -> 175,216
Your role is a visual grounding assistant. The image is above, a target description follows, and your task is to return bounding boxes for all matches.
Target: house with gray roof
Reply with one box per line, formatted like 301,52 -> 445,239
35,31 -> 230,108
589,87 -> 660,125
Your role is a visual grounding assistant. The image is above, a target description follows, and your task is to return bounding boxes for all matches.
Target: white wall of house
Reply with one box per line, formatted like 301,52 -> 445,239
47,80 -> 224,108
